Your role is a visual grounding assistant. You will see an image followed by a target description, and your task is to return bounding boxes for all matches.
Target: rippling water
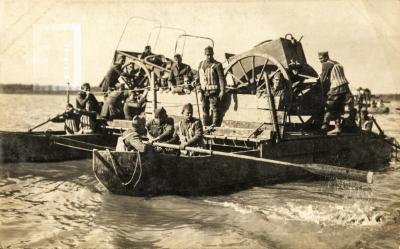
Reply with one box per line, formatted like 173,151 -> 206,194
0,94 -> 399,248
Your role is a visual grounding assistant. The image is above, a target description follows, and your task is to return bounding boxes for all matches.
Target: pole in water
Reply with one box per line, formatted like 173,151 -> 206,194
66,82 -> 70,105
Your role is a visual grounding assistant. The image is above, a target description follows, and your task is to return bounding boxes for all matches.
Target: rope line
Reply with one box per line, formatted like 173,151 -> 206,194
53,142 -> 93,152
52,136 -> 115,150
106,149 -> 142,187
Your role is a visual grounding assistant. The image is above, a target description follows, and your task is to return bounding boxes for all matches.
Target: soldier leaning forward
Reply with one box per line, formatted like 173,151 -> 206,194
197,46 -> 226,127
318,51 -> 352,133
51,104 -> 81,135
116,115 -> 147,152
146,107 -> 175,144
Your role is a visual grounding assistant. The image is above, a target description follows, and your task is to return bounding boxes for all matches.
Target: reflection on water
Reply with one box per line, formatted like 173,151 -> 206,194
0,94 -> 400,248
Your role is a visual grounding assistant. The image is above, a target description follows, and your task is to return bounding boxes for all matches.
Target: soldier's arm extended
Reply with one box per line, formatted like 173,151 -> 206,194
76,93 -> 90,109
185,121 -> 203,147
165,127 -> 179,144
186,65 -> 194,82
216,63 -> 226,95
156,121 -> 174,141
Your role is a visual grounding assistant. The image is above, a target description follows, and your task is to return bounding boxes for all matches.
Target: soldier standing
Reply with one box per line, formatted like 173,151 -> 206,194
197,46 -> 226,126
99,55 -> 127,93
168,54 -> 193,88
318,51 -> 352,134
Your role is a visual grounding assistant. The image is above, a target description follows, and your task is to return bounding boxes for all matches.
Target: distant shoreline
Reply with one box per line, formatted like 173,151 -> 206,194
0,83 -> 100,95
0,83 -> 399,101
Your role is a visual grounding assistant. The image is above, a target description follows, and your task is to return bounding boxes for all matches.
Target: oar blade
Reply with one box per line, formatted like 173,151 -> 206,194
307,164 -> 373,184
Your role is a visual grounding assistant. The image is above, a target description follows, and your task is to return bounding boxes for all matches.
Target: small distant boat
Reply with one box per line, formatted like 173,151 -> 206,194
368,106 -> 390,114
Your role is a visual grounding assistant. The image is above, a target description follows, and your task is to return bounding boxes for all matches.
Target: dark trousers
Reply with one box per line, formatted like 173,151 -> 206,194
202,93 -> 220,126
322,88 -> 351,127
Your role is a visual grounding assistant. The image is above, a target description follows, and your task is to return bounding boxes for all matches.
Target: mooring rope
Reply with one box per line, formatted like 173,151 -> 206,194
53,142 -> 94,152
132,152 -> 143,189
106,149 -> 142,187
51,136 -> 115,150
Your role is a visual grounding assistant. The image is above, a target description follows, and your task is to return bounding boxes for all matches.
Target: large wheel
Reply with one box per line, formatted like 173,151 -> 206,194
224,53 -> 290,95
121,59 -> 151,90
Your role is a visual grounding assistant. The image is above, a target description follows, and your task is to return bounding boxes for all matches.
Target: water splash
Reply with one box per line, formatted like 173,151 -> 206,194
204,198 -> 389,226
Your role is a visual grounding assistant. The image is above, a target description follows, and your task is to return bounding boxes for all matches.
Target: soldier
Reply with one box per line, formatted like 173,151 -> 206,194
197,46 -> 226,126
123,89 -> 148,120
318,51 -> 352,134
76,83 -> 99,112
360,107 -> 373,132
167,103 -> 204,150
146,107 -> 175,144
140,45 -> 153,60
99,55 -> 127,93
168,54 -> 193,88
116,115 -> 147,152
78,100 -> 97,134
100,83 -> 128,119
51,104 -> 81,135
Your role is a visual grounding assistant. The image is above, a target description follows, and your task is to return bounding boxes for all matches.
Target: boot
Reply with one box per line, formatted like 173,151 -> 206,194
328,120 -> 341,135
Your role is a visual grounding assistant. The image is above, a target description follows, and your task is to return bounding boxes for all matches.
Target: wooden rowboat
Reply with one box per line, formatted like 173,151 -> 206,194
0,130 -> 118,162
93,132 -> 393,196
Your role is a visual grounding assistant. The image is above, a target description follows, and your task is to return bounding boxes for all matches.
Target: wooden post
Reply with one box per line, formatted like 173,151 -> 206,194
264,72 -> 280,142
150,72 -> 157,118
66,82 -> 70,105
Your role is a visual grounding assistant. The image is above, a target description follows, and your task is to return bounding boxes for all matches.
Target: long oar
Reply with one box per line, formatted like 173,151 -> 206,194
27,113 -> 64,133
151,142 -> 373,184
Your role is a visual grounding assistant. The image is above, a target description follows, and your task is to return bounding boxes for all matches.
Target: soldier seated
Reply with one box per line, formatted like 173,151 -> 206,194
167,103 -> 204,151
78,100 -> 98,134
51,104 -> 81,135
146,107 -> 174,144
123,89 -> 148,120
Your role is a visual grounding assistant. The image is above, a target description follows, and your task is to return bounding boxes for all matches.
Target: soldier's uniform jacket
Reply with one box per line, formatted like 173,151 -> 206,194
174,118 -> 204,148
100,64 -> 124,92
168,63 -> 193,86
198,60 -> 226,95
321,60 -> 350,96
146,117 -> 175,142
116,129 -> 146,152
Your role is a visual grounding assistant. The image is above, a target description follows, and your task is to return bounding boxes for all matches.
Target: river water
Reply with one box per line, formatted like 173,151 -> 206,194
0,94 -> 399,248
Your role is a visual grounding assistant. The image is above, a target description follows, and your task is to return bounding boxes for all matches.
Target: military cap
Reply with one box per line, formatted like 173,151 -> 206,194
174,54 -> 182,58
318,51 -> 329,57
81,82 -> 90,90
181,103 -> 193,113
204,46 -> 214,53
154,107 -> 167,118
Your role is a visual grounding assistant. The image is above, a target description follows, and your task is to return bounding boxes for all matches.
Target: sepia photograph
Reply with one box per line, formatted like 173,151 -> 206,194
0,0 -> 399,248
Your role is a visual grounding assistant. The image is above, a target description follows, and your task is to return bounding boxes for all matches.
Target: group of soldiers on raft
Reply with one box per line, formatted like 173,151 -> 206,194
53,45 -> 374,152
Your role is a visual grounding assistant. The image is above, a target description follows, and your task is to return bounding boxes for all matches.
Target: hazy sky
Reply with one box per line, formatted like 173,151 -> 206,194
1,0 -> 399,93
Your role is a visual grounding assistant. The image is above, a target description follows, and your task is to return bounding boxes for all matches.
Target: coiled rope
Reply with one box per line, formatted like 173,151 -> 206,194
106,149 -> 142,187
